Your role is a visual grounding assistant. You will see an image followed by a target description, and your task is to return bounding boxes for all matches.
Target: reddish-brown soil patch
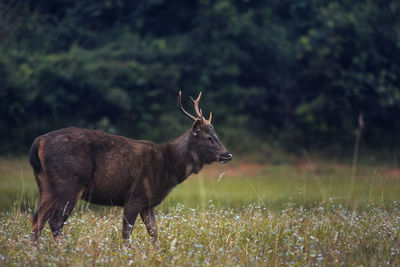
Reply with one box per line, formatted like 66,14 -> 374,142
385,169 -> 400,177
294,162 -> 318,172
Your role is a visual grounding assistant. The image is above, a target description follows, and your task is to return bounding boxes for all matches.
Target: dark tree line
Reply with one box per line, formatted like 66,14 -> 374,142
1,0 -> 399,155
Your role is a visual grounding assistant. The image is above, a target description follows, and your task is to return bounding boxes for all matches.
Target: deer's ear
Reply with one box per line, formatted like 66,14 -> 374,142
191,119 -> 202,136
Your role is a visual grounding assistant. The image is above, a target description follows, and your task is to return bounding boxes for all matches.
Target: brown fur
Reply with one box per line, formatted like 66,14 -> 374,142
29,119 -> 231,243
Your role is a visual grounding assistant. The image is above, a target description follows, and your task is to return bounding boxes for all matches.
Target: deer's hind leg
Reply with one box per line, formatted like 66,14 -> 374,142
48,179 -> 85,242
32,173 -> 57,242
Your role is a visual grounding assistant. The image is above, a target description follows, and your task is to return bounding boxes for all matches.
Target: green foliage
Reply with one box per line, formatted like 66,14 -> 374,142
0,0 -> 399,154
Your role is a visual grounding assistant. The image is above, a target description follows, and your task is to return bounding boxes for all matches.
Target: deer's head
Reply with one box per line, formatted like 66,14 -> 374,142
178,91 -> 232,165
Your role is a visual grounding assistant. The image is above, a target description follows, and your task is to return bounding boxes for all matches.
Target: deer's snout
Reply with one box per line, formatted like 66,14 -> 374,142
217,152 -> 232,164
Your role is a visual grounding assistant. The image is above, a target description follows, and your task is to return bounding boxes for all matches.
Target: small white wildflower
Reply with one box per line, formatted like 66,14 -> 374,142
218,172 -> 225,182
170,238 -> 177,252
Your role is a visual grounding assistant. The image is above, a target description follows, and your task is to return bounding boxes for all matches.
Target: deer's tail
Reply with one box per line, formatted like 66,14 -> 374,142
29,138 -> 42,174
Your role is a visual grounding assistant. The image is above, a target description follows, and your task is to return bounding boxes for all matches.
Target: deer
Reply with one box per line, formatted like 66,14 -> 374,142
29,91 -> 232,246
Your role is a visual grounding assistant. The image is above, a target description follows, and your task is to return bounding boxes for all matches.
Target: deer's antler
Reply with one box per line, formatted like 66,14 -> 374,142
178,91 -> 212,125
178,91 -> 197,121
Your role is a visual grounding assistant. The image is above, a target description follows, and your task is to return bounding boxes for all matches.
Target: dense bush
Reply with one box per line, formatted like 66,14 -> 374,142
0,0 -> 399,155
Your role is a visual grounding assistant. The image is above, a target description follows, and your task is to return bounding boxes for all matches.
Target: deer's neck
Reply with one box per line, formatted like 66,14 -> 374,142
163,130 -> 202,184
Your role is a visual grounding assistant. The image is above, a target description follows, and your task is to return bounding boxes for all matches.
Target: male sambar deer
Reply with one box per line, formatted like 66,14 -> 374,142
30,91 -> 232,245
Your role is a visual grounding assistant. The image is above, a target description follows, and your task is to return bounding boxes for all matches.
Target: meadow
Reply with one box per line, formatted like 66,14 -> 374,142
1,156 -> 400,265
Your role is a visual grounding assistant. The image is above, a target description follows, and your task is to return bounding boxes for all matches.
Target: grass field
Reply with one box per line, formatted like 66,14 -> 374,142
1,157 -> 400,265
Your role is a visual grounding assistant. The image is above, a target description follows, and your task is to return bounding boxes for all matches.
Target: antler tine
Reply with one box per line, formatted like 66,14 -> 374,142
199,108 -> 204,123
189,92 -> 203,120
178,91 -> 197,121
205,111 -> 212,124
200,109 -> 212,125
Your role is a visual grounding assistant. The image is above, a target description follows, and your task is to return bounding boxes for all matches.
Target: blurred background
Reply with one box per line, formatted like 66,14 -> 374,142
0,0 -> 400,210
1,0 -> 399,158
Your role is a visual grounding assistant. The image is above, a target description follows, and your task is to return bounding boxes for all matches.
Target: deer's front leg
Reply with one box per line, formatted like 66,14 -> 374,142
122,201 -> 140,240
140,207 -> 160,249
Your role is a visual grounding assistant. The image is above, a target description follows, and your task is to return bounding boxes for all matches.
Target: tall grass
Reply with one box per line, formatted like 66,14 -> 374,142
1,157 -> 400,265
1,202 -> 400,266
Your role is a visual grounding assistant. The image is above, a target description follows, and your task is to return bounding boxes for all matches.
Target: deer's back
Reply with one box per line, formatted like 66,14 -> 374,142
31,127 -> 162,206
